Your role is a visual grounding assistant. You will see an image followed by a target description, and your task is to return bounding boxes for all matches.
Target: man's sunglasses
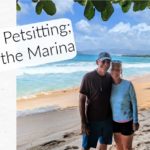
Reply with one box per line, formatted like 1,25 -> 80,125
102,59 -> 111,64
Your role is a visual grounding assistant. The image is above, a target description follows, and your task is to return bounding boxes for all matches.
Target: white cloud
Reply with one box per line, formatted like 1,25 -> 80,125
18,0 -> 74,17
19,2 -> 32,15
76,19 -> 107,33
110,22 -> 150,33
75,20 -> 91,33
17,2 -> 33,22
54,0 -> 74,15
75,20 -> 150,52
109,22 -> 131,33
132,23 -> 150,32
128,8 -> 150,24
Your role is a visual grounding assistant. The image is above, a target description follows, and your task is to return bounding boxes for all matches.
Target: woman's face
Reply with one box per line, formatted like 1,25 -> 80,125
111,66 -> 122,80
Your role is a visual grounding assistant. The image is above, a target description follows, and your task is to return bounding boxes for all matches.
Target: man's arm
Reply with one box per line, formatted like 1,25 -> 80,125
79,93 -> 90,135
79,93 -> 87,124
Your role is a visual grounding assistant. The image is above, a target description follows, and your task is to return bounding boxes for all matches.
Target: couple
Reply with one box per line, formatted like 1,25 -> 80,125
79,52 -> 139,150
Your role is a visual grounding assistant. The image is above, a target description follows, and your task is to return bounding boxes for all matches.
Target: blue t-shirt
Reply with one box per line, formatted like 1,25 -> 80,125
110,79 -> 138,123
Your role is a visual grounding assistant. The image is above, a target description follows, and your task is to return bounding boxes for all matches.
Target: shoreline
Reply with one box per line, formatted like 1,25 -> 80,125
17,86 -> 79,101
17,74 -> 150,112
17,73 -> 150,101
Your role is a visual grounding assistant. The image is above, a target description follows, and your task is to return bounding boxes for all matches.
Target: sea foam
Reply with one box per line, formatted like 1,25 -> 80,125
17,105 -> 60,117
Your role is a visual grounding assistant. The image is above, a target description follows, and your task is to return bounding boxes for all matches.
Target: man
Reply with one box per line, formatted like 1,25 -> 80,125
79,52 -> 113,150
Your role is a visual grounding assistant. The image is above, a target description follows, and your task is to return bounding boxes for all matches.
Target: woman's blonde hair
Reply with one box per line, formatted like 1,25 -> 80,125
111,60 -> 122,70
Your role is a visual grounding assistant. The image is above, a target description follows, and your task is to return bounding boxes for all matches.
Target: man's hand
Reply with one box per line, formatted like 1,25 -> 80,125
133,123 -> 139,131
81,122 -> 90,135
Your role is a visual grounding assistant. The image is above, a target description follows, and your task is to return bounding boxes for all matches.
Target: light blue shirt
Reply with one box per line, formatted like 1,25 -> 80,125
110,79 -> 138,123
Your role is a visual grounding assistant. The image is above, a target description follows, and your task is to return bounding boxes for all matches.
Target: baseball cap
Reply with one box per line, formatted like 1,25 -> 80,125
97,52 -> 111,61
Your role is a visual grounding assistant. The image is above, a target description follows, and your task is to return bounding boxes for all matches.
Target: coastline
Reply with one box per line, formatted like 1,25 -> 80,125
17,87 -> 79,112
17,74 -> 150,112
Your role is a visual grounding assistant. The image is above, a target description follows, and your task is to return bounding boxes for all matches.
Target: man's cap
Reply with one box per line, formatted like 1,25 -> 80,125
97,52 -> 111,61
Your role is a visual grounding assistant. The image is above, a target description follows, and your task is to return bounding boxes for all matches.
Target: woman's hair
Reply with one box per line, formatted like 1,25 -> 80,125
111,60 -> 122,70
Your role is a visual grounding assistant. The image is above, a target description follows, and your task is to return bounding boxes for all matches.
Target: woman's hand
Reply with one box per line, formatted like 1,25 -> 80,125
133,123 -> 139,131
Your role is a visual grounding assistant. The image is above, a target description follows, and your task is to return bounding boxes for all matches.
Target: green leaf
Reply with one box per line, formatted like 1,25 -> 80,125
17,3 -> 21,11
139,1 -> 148,10
92,0 -> 107,12
32,0 -> 38,3
148,1 -> 150,8
84,0 -> 95,20
43,0 -> 56,15
36,1 -> 43,15
133,1 -> 148,11
101,1 -> 114,21
133,1 -> 140,11
120,0 -> 131,13
112,0 -> 120,4
74,0 -> 87,6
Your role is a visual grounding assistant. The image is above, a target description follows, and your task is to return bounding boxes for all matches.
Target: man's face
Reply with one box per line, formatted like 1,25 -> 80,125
97,59 -> 111,72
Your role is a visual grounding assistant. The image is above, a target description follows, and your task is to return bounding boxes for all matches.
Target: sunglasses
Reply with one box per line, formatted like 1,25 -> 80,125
102,59 -> 111,64
112,60 -> 122,64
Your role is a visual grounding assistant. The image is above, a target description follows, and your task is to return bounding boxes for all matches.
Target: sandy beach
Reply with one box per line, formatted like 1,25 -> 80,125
17,74 -> 150,150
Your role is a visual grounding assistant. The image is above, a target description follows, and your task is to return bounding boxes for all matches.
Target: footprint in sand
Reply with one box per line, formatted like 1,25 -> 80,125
142,129 -> 150,132
144,141 -> 150,144
64,145 -> 79,150
41,139 -> 66,146
63,131 -> 80,139
143,124 -> 150,127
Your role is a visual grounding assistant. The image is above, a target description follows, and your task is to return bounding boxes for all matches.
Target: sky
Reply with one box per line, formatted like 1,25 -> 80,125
17,0 -> 150,54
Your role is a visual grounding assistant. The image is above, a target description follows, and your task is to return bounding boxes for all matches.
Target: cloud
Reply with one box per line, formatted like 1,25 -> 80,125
18,2 -> 32,15
109,22 -> 131,33
75,20 -> 91,33
18,0 -> 74,17
75,19 -> 107,34
17,2 -> 33,23
54,0 -> 74,15
75,19 -> 150,53
127,8 -> 150,24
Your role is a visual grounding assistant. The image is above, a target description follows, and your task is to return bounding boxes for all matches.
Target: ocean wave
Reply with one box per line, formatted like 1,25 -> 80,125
122,63 -> 150,68
17,105 -> 60,117
17,62 -> 96,76
17,62 -> 150,76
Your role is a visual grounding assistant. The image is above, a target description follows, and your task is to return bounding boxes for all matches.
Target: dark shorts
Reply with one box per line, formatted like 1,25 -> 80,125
113,120 -> 134,136
82,118 -> 113,149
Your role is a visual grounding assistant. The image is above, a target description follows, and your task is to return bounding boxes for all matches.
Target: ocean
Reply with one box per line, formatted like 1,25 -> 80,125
17,53 -> 150,99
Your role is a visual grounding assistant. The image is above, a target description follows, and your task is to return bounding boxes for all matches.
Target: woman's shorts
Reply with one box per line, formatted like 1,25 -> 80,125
113,120 -> 134,136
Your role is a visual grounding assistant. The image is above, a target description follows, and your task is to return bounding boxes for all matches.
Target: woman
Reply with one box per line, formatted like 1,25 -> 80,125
110,60 -> 139,150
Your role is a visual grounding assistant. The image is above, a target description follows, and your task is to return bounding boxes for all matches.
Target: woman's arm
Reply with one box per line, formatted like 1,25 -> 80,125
129,82 -> 138,124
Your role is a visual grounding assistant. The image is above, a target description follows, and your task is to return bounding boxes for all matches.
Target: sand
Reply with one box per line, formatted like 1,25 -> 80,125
17,74 -> 150,150
17,87 -> 79,111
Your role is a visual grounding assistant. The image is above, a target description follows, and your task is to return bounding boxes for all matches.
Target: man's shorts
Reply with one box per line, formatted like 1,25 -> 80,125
82,118 -> 113,149
113,120 -> 134,136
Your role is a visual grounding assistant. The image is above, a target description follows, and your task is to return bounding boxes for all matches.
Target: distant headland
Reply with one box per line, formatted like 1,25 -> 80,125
122,54 -> 150,57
